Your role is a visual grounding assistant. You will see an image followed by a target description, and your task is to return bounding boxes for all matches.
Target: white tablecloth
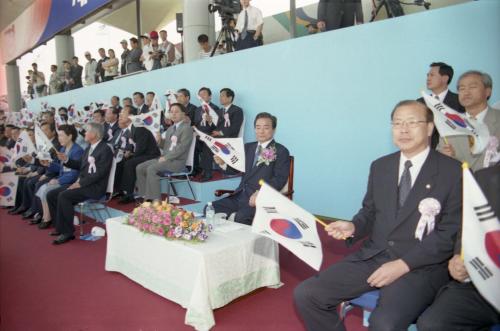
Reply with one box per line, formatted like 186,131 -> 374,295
105,216 -> 281,331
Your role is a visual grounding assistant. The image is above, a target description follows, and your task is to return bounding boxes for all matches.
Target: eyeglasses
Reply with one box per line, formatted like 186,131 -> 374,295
391,120 -> 427,129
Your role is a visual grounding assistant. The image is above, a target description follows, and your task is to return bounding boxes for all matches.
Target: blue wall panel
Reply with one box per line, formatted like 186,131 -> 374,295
28,1 -> 500,219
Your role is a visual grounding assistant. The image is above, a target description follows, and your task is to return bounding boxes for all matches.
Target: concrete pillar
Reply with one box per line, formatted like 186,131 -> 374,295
182,0 -> 216,63
5,63 -> 22,112
54,34 -> 75,69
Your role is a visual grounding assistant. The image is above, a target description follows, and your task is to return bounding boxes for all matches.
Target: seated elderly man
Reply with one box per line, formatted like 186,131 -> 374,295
212,112 -> 290,225
135,103 -> 193,201
46,123 -> 113,245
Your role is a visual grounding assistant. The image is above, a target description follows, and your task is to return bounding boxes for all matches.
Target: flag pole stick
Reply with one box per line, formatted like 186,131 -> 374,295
460,162 -> 469,261
443,136 -> 449,145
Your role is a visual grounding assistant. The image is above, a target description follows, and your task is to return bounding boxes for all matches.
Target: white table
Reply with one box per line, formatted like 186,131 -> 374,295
105,216 -> 281,331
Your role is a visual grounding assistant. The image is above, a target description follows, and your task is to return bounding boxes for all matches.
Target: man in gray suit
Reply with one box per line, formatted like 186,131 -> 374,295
438,70 -> 500,171
126,37 -> 143,74
135,103 -> 193,201
294,101 -> 462,331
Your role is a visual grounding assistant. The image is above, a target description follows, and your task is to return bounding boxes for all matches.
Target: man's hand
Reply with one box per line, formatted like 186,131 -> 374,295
124,151 -> 132,159
448,254 -> 469,282
27,172 -> 37,178
440,143 -> 456,158
206,115 -> 213,124
211,131 -> 222,137
22,155 -> 33,163
40,159 -> 50,167
56,151 -> 68,162
39,175 -> 47,181
249,190 -> 259,207
325,221 -> 355,240
317,21 -> 326,30
213,155 -> 225,166
68,182 -> 81,190
367,259 -> 410,287
158,156 -> 166,163
49,179 -> 58,185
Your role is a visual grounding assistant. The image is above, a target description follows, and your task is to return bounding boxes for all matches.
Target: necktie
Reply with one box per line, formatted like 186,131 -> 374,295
241,10 -> 248,40
398,160 -> 413,208
172,124 -> 177,132
253,144 -> 262,167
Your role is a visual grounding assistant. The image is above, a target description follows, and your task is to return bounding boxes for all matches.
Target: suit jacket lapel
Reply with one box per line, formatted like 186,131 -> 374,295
394,151 -> 438,228
246,140 -> 275,180
384,153 -> 400,224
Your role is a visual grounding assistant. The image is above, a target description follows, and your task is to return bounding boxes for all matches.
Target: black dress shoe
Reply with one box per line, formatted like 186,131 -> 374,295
30,218 -> 42,225
22,211 -> 36,219
49,230 -> 61,236
52,234 -> 75,245
118,195 -> 135,204
12,208 -> 28,215
38,220 -> 52,229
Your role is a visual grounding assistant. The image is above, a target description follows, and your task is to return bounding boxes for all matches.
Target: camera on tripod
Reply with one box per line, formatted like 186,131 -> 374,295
208,0 -> 241,22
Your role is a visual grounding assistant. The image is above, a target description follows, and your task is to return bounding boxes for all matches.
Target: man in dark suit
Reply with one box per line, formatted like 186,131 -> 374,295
103,107 -> 120,142
117,106 -> 161,204
46,123 -> 113,245
317,0 -> 361,32
294,100 -> 462,330
133,92 -> 149,115
193,87 -> 222,177
212,112 -> 290,225
201,88 -> 244,181
417,62 -> 465,148
417,161 -> 500,330
69,56 -> 83,89
95,48 -> 109,84
176,88 -> 197,124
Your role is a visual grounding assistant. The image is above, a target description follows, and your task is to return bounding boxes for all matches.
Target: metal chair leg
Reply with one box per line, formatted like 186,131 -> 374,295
79,204 -> 84,236
186,176 -> 196,200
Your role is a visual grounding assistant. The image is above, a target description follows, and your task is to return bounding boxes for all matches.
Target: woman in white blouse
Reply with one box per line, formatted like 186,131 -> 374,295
102,49 -> 119,81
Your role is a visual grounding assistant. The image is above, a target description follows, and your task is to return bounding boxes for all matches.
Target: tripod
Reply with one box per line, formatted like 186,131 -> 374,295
370,0 -> 405,22
211,24 -> 237,56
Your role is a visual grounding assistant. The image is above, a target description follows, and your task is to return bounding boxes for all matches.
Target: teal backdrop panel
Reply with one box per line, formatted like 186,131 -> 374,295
27,1 -> 500,220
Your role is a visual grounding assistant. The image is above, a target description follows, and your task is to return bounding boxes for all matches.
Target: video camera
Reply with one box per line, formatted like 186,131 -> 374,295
208,0 -> 241,22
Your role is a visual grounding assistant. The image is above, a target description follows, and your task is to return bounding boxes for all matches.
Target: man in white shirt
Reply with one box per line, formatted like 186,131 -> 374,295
140,33 -> 154,71
438,70 -> 500,171
84,51 -> 97,86
159,30 -> 176,67
197,34 -> 219,59
235,0 -> 263,51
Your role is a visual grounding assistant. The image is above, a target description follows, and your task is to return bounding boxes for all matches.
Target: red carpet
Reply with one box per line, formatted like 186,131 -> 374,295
0,208 -> 366,331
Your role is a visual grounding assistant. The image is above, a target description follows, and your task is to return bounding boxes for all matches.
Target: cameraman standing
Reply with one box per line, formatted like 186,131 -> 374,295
149,31 -> 163,71
235,0 -> 263,51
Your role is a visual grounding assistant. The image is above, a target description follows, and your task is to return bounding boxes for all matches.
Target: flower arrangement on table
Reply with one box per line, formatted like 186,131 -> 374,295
126,200 -> 210,242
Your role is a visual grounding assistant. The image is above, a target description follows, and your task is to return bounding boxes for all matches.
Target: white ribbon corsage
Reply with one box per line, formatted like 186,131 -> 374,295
88,156 -> 97,174
224,113 -> 231,127
483,136 -> 500,168
415,198 -> 441,241
169,135 -> 178,151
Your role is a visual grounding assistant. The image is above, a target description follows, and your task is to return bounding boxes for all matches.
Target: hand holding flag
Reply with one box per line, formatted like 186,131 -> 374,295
421,91 -> 490,154
194,127 -> 245,172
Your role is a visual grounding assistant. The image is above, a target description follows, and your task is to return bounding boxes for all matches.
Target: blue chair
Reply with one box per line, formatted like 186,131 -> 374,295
157,136 -> 197,201
76,163 -> 116,236
340,290 -> 380,327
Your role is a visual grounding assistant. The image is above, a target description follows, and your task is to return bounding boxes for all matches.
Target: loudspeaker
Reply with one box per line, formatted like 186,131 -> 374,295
176,13 -> 183,33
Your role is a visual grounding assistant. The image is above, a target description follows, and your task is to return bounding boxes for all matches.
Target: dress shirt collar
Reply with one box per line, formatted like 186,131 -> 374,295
466,106 -> 488,123
399,147 -> 430,187
89,140 -> 101,153
257,139 -> 273,150
431,89 -> 448,102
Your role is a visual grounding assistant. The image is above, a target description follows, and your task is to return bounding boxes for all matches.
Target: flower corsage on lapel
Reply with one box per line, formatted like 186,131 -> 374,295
256,145 -> 277,166
415,198 -> 441,241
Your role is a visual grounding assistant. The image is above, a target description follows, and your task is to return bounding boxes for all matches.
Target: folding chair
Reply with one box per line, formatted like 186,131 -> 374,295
157,133 -> 197,201
340,290 -> 380,327
76,158 -> 116,236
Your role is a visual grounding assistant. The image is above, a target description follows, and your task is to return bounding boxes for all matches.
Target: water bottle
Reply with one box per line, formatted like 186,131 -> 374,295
205,202 -> 215,229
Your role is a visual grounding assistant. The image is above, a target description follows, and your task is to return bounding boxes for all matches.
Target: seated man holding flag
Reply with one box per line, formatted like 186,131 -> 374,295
294,101 -> 462,331
417,161 -> 500,330
212,112 -> 290,225
135,103 -> 193,201
437,70 -> 500,171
